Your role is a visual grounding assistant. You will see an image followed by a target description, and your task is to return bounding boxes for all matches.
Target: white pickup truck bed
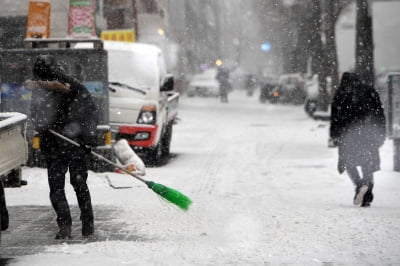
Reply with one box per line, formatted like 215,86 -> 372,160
0,112 -> 28,184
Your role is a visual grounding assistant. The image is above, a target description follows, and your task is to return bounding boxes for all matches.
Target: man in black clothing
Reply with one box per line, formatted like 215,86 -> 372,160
26,55 -> 97,238
330,72 -> 386,207
216,67 -> 231,103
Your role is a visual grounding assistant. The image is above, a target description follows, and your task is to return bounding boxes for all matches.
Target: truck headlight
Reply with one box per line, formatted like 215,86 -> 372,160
137,104 -> 156,124
134,132 -> 150,140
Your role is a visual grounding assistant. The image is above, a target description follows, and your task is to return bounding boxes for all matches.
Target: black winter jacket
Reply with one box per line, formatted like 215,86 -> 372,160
330,73 -> 386,173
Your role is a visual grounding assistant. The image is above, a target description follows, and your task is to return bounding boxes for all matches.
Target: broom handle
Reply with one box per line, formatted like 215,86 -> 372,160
48,129 -> 147,184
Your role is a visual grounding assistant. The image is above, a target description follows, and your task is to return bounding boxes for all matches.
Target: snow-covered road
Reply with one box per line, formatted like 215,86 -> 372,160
5,90 -> 400,265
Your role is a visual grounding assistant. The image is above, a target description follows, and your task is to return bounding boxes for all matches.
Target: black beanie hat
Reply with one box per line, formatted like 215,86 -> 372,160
33,55 -> 56,80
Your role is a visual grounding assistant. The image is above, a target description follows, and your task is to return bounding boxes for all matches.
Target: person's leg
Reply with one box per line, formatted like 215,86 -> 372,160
69,154 -> 94,236
347,166 -> 368,206
361,167 -> 375,207
346,166 -> 361,187
47,158 -> 72,239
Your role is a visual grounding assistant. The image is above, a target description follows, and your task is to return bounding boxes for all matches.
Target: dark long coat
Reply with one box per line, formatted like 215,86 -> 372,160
216,67 -> 231,96
330,73 -> 386,173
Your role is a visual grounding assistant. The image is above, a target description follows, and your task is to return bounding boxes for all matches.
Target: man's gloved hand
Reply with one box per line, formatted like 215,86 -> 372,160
80,144 -> 92,155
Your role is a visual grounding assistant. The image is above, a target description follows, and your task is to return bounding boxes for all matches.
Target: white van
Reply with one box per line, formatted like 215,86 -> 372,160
76,41 -> 178,165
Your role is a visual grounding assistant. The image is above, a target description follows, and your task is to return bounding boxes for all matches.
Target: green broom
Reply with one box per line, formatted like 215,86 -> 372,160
49,129 -> 192,211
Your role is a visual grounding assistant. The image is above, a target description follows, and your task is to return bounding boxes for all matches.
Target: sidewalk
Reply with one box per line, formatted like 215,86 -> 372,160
1,205 -> 143,258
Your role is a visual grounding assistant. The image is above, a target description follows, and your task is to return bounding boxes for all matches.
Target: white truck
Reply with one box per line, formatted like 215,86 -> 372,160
77,41 -> 179,165
0,112 -> 28,187
0,112 -> 28,237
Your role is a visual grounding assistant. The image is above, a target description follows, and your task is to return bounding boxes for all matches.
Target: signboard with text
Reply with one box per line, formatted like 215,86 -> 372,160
101,30 -> 136,43
68,0 -> 96,38
26,0 -> 51,38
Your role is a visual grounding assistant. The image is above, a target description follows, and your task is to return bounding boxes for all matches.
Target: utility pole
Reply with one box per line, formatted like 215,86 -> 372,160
355,0 -> 374,86
131,0 -> 138,41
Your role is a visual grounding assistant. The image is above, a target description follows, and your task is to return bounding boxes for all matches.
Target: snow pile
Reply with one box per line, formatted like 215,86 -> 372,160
5,90 -> 400,265
0,112 -> 27,129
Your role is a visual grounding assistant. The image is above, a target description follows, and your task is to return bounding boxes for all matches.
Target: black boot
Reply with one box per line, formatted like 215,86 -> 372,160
353,183 -> 368,206
361,184 -> 374,207
55,225 -> 72,239
82,219 -> 94,237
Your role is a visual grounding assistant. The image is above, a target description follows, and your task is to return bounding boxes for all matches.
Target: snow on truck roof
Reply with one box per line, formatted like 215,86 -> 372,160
74,41 -> 166,89
74,41 -> 162,57
0,112 -> 27,129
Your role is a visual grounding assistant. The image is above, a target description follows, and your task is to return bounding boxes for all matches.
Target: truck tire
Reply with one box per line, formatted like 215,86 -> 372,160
89,149 -> 115,172
147,142 -> 163,166
161,124 -> 173,157
4,168 -> 22,187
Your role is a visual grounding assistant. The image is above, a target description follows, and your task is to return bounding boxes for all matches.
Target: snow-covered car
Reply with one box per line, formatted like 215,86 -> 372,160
275,73 -> 306,104
187,68 -> 219,97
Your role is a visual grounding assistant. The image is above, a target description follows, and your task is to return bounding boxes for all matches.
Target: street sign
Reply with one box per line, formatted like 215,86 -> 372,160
26,0 -> 51,38
101,29 -> 136,43
68,0 -> 96,38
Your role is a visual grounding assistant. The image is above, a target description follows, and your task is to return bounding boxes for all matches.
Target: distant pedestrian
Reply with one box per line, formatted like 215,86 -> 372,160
245,74 -> 257,96
25,55 -> 97,239
216,66 -> 231,103
330,72 -> 386,207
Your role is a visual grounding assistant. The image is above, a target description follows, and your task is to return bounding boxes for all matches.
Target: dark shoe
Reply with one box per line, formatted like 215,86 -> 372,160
55,226 -> 72,239
361,201 -> 371,207
361,191 -> 374,207
354,185 -> 368,206
82,220 -> 94,237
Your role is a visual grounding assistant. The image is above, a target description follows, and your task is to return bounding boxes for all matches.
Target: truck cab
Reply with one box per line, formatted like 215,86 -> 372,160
76,41 -> 179,165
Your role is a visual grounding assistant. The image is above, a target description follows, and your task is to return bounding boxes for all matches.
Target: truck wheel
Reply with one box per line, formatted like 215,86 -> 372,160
4,168 -> 22,187
161,124 -> 173,157
147,142 -> 163,166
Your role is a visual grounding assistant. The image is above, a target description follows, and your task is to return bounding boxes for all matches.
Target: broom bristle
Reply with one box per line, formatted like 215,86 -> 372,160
147,181 -> 192,211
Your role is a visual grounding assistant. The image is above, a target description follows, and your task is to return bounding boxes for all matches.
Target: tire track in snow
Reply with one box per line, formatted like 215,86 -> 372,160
193,141 -> 225,196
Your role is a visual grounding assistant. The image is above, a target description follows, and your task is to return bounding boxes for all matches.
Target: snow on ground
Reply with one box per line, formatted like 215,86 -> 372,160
5,90 -> 400,265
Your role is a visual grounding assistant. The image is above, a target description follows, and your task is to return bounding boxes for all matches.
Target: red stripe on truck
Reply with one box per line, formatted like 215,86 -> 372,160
119,125 -> 158,147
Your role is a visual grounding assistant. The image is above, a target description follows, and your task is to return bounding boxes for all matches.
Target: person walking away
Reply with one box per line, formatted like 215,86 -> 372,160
330,72 -> 386,207
245,74 -> 257,96
25,55 -> 97,238
216,67 -> 231,103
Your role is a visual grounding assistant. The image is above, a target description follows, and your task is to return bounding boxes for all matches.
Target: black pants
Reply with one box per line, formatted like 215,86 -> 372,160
46,151 -> 93,228
346,166 -> 374,203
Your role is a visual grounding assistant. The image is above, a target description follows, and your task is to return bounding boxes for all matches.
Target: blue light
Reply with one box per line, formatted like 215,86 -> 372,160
261,42 -> 271,52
